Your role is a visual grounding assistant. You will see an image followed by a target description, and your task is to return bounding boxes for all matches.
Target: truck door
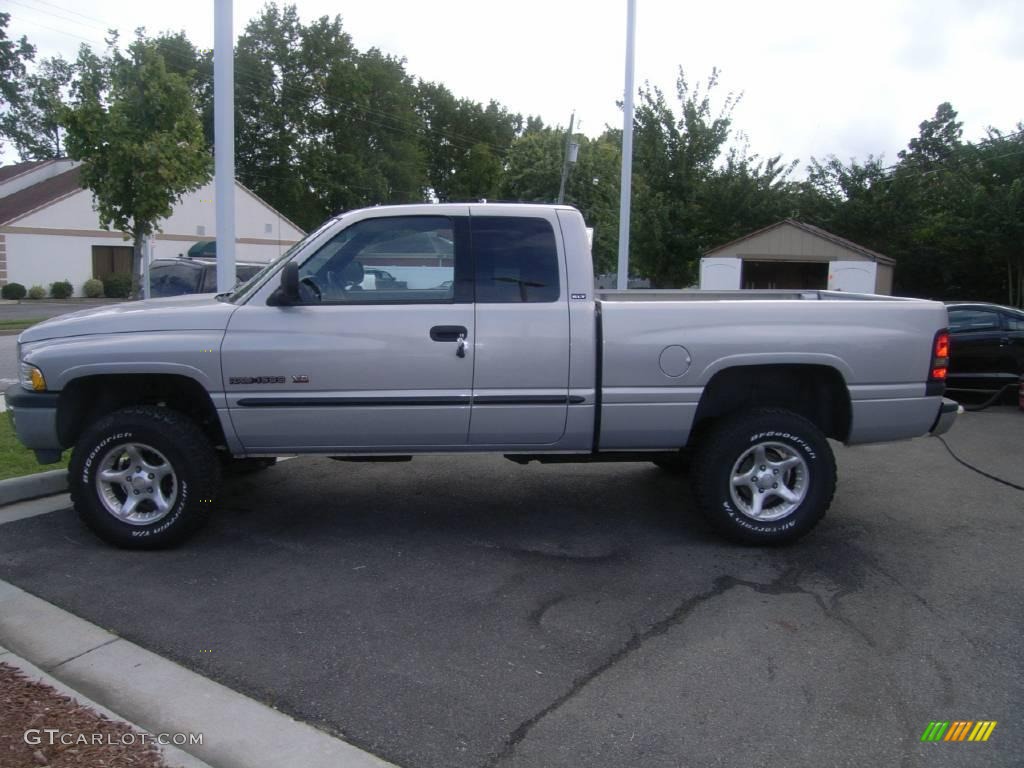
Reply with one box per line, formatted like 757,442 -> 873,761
467,210 -> 570,445
222,212 -> 475,452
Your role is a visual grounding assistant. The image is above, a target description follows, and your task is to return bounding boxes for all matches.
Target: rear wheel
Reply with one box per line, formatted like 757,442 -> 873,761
693,408 -> 836,544
69,406 -> 220,549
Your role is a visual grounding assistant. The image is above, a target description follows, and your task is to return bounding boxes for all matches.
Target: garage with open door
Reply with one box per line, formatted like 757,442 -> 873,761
700,219 -> 895,294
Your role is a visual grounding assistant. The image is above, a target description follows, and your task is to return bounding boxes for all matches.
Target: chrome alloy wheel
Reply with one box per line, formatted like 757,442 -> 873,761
729,441 -> 809,521
95,442 -> 179,525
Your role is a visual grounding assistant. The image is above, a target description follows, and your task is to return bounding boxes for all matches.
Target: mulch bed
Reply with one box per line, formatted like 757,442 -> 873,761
0,662 -> 168,768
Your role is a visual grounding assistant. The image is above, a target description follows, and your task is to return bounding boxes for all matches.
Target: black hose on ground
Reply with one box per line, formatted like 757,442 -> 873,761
949,383 -> 1018,412
936,436 -> 1024,492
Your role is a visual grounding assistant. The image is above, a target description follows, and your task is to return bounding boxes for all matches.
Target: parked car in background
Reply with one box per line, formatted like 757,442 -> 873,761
945,302 -> 1024,395
149,257 -> 265,297
362,268 -> 407,290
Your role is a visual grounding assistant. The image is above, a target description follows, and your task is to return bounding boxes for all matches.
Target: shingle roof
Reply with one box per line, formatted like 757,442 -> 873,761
704,218 -> 896,265
0,159 -> 50,184
0,166 -> 84,225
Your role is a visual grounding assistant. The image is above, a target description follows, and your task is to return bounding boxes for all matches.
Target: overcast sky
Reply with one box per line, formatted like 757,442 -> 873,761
6,0 -> 1024,172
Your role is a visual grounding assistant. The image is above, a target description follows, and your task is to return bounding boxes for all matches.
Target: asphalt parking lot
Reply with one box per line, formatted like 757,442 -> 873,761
0,408 -> 1021,768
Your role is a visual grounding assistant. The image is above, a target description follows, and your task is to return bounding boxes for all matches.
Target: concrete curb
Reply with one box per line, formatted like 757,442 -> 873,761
0,468 -> 68,507
0,580 -> 399,768
0,648 -> 212,768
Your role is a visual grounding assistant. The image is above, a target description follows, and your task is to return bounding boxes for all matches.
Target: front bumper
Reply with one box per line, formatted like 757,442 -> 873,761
930,397 -> 960,437
4,383 -> 62,463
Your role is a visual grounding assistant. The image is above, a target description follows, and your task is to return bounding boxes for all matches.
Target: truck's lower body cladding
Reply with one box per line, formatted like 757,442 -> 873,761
504,451 -> 683,465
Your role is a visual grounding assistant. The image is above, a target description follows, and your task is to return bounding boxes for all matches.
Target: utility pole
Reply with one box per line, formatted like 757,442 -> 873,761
214,0 -> 236,293
142,235 -> 151,299
557,112 -> 575,204
616,0 -> 637,290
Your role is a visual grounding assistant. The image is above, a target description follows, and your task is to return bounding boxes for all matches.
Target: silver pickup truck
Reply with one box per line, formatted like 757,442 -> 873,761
6,203 -> 958,548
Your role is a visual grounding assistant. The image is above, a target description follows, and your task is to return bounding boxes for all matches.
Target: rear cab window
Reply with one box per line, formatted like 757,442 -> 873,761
471,217 -> 560,303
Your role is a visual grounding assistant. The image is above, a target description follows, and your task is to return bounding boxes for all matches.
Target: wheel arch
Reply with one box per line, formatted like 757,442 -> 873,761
57,373 -> 229,451
691,363 -> 852,444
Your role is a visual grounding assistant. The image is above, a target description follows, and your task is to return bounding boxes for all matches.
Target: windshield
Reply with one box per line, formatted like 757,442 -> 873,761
225,217 -> 341,303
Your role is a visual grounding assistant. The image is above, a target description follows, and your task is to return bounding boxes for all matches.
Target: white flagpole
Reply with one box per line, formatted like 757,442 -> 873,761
214,0 -> 236,292
616,0 -> 637,290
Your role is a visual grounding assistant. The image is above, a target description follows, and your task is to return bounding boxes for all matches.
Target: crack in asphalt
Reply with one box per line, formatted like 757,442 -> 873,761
488,566 -> 869,766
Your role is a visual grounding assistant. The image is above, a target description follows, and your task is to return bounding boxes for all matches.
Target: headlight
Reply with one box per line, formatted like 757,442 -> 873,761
19,362 -> 46,392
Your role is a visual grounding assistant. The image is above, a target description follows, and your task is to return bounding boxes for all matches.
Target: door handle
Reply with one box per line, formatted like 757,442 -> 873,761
456,333 -> 467,358
430,325 -> 468,342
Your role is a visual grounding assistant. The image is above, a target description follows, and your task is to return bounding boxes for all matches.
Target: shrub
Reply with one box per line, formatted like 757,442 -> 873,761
83,278 -> 105,298
27,285 -> 46,300
1,282 -> 26,300
49,280 -> 73,299
102,273 -> 132,299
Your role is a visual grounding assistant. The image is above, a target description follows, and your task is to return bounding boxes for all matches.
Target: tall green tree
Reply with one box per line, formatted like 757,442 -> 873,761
629,69 -> 796,287
500,127 -> 622,273
1,55 -> 73,159
62,35 -> 211,296
233,3 -> 430,229
970,126 -> 1024,306
416,80 -> 523,201
234,3 -> 313,226
0,11 -> 36,154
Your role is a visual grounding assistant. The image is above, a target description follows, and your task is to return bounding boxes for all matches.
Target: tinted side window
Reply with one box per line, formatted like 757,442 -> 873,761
948,309 -> 1000,332
299,216 -> 456,304
473,217 -> 560,303
1006,313 -> 1024,331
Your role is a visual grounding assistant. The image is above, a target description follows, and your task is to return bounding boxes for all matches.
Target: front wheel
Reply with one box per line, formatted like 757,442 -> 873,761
69,406 -> 221,549
693,408 -> 836,544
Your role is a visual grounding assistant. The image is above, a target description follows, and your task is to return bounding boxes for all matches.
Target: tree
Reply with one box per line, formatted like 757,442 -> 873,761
500,127 -> 622,273
628,69 -> 796,287
62,35 -> 211,297
416,81 -> 523,201
1,55 -> 73,159
796,103 -> 1024,304
0,11 -> 36,154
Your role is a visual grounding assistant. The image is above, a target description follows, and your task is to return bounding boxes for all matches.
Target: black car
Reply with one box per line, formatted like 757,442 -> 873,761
149,257 -> 264,297
945,302 -> 1024,394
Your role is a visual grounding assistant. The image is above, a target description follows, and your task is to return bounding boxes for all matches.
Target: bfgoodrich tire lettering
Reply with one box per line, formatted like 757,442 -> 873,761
69,406 -> 221,549
693,408 -> 836,544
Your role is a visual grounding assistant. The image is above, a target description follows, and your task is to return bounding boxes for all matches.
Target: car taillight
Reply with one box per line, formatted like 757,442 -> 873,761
930,330 -> 950,382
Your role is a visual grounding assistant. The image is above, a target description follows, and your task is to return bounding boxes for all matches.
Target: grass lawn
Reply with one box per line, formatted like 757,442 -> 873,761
0,318 -> 46,333
0,415 -> 68,481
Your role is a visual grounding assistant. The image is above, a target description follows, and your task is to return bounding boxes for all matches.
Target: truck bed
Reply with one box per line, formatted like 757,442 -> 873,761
597,289 -> 914,302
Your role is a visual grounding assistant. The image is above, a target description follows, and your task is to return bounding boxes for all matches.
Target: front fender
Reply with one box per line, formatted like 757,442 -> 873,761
21,331 -> 226,392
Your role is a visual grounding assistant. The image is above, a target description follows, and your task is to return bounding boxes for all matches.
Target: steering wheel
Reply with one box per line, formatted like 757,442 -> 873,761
298,276 -> 323,304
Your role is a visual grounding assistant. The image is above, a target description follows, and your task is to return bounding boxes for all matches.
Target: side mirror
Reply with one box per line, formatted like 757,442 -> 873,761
269,262 -> 300,306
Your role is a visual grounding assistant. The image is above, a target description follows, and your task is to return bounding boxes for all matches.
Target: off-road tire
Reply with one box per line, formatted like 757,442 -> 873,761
69,406 -> 220,549
693,408 -> 836,545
